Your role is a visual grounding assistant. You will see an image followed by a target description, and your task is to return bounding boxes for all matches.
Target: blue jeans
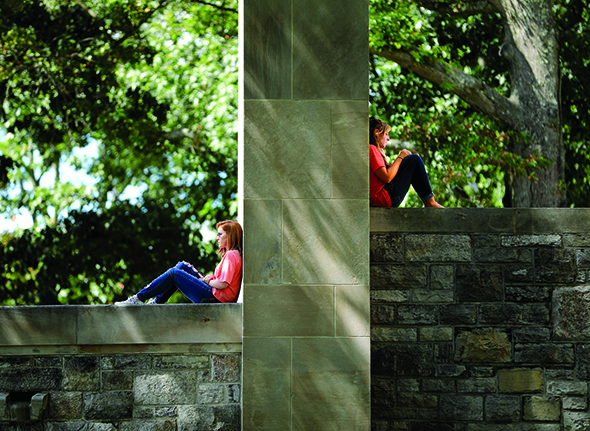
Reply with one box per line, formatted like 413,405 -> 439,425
136,261 -> 220,304
384,154 -> 435,207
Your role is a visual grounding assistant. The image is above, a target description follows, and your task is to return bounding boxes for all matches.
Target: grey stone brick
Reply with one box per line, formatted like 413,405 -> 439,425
513,327 -> 551,343
564,234 -> 590,247
554,286 -> 590,341
0,356 -> 62,370
370,289 -> 410,303
397,305 -> 437,325
371,327 -> 417,342
396,392 -> 437,408
440,395 -> 483,420
153,355 -> 209,370
435,365 -> 467,378
155,406 -> 177,417
433,343 -> 454,364
473,234 -> 500,248
198,383 -> 226,404
133,406 -> 154,419
64,356 -> 100,391
535,249 -> 576,283
177,405 -> 240,431
47,392 -> 83,420
371,304 -> 395,325
576,344 -> 590,379
371,233 -> 403,262
474,247 -> 532,263
440,304 -> 476,324
479,303 -> 550,325
514,343 -> 574,364
545,368 -> 575,380
456,265 -> 502,302
135,370 -> 197,405
372,344 -> 433,377
576,249 -> 590,267
457,378 -> 496,393
501,234 -> 562,247
470,367 -> 494,377
101,370 -> 133,391
371,264 -> 428,288
547,380 -> 588,396
412,290 -> 454,303
46,422 -> 117,431
228,384 -> 240,404
212,354 -> 240,383
430,265 -> 454,290
101,355 -> 151,370
396,378 -> 419,392
455,329 -> 511,363
563,396 -> 588,411
421,379 -> 455,393
505,284 -> 551,302
485,395 -> 520,421
503,264 -> 534,283
120,420 -> 175,431
564,411 -> 590,431
405,234 -> 471,262
0,368 -> 63,392
83,391 -> 133,420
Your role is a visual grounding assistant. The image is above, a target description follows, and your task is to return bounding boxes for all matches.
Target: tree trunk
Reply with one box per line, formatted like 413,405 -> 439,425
494,0 -> 565,207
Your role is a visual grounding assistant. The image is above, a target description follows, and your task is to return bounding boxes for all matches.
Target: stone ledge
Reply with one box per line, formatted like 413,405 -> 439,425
0,304 -> 242,347
371,208 -> 590,234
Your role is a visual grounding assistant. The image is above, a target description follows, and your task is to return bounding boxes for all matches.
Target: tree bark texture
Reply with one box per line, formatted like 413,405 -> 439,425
375,0 -> 565,207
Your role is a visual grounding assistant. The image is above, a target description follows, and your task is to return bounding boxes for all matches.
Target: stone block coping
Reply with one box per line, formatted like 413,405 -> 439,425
371,208 -> 590,234
0,304 -> 242,349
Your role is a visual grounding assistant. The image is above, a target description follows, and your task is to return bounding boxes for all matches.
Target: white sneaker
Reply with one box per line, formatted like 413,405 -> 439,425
146,298 -> 160,305
115,295 -> 144,305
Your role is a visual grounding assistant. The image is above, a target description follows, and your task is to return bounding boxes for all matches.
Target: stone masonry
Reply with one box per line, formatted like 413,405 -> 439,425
370,208 -> 590,431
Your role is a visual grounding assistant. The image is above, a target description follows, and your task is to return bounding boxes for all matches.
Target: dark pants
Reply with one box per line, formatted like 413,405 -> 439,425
385,154 -> 434,207
136,261 -> 221,304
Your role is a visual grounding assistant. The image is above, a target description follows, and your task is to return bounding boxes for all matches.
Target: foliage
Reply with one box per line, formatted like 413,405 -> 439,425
369,0 -> 590,207
0,0 -> 238,304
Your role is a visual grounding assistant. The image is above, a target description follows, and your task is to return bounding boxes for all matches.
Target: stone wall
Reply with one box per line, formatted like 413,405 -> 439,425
370,208 -> 590,431
0,304 -> 242,431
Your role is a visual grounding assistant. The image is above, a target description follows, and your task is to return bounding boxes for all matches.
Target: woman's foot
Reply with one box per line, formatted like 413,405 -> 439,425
424,197 -> 445,208
114,295 -> 144,305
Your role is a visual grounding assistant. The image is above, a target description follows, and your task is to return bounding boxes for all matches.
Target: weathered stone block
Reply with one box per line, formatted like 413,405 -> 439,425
0,368 -> 63,392
370,264 -> 427,288
430,265 -> 454,290
412,290 -> 454,303
396,392 -> 438,408
370,289 -> 410,303
457,378 -> 496,393
474,247 -> 532,263
420,327 -> 453,342
576,249 -> 590,267
101,355 -> 151,370
440,395 -> 483,420
434,343 -> 454,364
421,379 -> 455,393
371,327 -> 417,342
513,327 -> 551,343
456,265 -> 503,302
198,384 -> 226,404
370,233 -> 403,262
470,367 -> 494,377
396,378 -> 418,392
479,303 -> 550,325
440,304 -> 476,324
102,370 -> 133,391
564,411 -> 590,431
405,234 -> 471,262
547,380 -> 588,396
212,354 -> 240,383
84,391 -> 133,420
535,249 -> 576,284
523,396 -> 561,421
134,371 -> 197,405
64,356 -> 100,391
514,343 -> 574,364
120,420 -> 175,431
153,355 -> 209,370
563,396 -> 588,411
371,304 -> 395,325
498,368 -> 544,393
485,395 -> 520,421
435,365 -> 466,378
47,392 -> 83,420
503,264 -> 534,283
455,329 -> 511,363
372,344 -> 433,377
506,284 -> 551,302
178,405 -> 240,431
45,422 -> 116,431
397,305 -> 437,325
501,234 -> 562,247
554,286 -> 590,341
576,344 -> 590,379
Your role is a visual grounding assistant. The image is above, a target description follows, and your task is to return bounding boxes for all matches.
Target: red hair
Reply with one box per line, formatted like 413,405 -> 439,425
216,220 -> 243,256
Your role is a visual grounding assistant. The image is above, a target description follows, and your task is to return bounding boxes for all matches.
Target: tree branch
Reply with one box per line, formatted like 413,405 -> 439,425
190,0 -> 237,13
416,0 -> 498,15
372,46 -> 524,131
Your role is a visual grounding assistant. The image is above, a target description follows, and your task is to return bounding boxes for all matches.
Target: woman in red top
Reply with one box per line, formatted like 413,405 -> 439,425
116,220 -> 243,305
370,117 -> 443,208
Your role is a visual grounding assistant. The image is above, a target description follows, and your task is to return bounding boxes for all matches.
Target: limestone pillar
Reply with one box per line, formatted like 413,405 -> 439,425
239,0 -> 370,429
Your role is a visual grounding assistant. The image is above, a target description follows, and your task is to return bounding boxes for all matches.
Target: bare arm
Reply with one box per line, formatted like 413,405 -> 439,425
374,149 -> 412,183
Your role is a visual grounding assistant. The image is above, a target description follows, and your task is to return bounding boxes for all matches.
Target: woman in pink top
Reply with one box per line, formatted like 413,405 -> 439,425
369,117 -> 443,208
116,220 -> 243,305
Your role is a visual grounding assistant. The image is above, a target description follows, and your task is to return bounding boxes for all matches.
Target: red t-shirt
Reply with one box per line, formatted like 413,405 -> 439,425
369,145 -> 391,207
211,250 -> 242,303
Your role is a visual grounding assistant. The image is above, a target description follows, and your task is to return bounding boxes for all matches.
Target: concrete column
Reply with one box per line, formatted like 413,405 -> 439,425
240,0 -> 370,429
